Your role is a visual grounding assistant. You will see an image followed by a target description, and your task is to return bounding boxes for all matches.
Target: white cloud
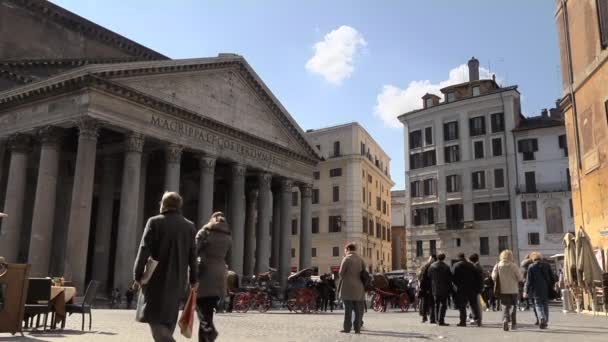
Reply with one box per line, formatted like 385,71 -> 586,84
305,25 -> 366,85
374,64 -> 495,128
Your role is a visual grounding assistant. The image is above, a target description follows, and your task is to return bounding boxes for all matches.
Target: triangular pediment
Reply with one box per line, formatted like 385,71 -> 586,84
112,68 -> 311,156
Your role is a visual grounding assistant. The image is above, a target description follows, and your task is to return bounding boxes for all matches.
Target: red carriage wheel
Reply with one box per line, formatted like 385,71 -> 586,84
257,293 -> 271,313
399,293 -> 410,312
371,292 -> 383,312
233,293 -> 250,313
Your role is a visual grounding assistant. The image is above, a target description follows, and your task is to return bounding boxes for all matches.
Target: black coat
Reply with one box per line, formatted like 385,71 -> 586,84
524,260 -> 556,300
134,211 -> 197,326
418,262 -> 433,294
452,259 -> 483,295
428,260 -> 453,297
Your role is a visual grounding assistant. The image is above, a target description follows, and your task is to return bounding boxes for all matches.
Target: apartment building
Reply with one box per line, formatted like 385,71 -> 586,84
290,123 -> 395,275
399,57 -> 521,272
513,108 -> 574,259
556,0 -> 608,265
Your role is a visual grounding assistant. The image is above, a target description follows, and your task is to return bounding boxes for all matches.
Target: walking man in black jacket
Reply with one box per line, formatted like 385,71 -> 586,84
452,253 -> 483,326
418,254 -> 437,323
428,253 -> 452,326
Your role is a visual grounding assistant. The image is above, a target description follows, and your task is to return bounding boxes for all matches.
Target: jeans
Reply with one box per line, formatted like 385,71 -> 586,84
196,296 -> 220,342
501,294 -> 518,324
534,298 -> 549,324
149,323 -> 176,342
343,300 -> 365,332
433,295 -> 448,324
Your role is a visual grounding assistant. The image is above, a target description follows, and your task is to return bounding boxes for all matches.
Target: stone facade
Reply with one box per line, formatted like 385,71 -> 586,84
556,0 -> 608,268
0,1 -> 319,294
390,190 -> 407,270
289,123 -> 394,275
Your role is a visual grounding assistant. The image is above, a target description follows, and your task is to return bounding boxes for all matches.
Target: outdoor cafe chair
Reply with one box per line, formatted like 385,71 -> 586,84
62,280 -> 99,331
23,278 -> 53,331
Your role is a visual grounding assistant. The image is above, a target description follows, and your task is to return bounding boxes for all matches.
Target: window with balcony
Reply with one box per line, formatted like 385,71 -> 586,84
444,145 -> 460,163
446,174 -> 461,193
494,169 -> 505,188
416,241 -> 423,257
312,217 -> 319,233
410,150 -> 436,170
474,140 -> 484,159
469,116 -> 486,136
429,240 -> 437,256
410,130 -> 423,149
413,207 -> 435,226
525,171 -> 536,192
498,236 -> 509,253
492,137 -> 503,157
425,127 -> 433,145
528,232 -> 540,245
472,171 -> 486,190
480,237 -> 489,256
521,200 -> 537,219
329,168 -> 342,177
446,204 -> 464,229
491,113 -> 505,133
329,216 -> 341,232
423,178 -> 437,196
546,207 -> 564,234
474,202 -> 491,221
444,121 -> 459,141
332,186 -> 340,202
518,138 -> 538,161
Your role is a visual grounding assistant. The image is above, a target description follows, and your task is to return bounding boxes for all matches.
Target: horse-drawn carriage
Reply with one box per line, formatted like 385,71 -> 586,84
232,269 -> 278,313
286,268 -> 319,313
369,274 -> 417,312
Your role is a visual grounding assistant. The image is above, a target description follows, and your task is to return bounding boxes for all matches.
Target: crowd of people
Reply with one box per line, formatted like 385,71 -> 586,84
417,250 -> 558,331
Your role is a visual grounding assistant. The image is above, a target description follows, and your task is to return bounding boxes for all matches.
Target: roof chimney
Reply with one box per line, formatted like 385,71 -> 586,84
468,56 -> 479,81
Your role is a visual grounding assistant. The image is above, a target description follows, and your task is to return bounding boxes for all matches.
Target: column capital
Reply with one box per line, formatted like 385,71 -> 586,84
279,178 -> 293,192
198,154 -> 216,174
232,163 -> 247,177
8,133 -> 31,152
74,116 -> 100,141
299,183 -> 313,198
124,132 -> 145,153
37,126 -> 63,148
258,173 -> 272,191
166,143 -> 183,163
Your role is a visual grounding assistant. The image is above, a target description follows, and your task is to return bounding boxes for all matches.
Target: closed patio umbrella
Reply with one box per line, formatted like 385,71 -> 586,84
575,228 -> 603,289
563,233 -> 577,287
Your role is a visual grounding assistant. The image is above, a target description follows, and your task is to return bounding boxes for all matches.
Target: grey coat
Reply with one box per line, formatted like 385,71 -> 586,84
338,252 -> 366,301
134,211 -> 197,326
196,221 -> 232,298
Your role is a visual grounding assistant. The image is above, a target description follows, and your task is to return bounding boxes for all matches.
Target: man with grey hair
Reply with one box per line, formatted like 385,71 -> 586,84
134,192 -> 198,342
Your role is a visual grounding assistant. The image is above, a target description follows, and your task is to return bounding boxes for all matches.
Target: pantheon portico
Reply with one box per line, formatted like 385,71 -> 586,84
0,55 -> 320,293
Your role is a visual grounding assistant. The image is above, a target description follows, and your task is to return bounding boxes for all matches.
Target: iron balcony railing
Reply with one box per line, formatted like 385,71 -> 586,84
516,182 -> 570,194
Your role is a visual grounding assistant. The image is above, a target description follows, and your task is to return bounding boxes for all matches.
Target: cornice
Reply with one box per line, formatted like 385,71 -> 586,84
0,61 -> 321,165
10,0 -> 167,60
0,68 -> 33,85
0,57 -> 149,69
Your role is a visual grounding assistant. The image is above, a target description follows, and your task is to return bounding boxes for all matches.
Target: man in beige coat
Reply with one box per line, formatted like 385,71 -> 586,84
338,243 -> 366,334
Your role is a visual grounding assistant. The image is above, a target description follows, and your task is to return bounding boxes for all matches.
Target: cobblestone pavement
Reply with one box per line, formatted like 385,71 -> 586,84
3,307 -> 608,342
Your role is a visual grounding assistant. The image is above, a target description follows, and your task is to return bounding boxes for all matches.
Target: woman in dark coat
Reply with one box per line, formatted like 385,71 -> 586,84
196,212 -> 232,342
134,192 -> 198,342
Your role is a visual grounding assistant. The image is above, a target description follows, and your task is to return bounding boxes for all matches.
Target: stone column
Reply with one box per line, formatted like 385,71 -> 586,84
278,178 -> 293,290
228,164 -> 246,275
135,153 -> 150,246
64,117 -> 99,291
164,143 -> 182,192
91,155 -> 118,292
255,173 -> 272,274
197,155 -> 216,228
28,126 -> 63,276
299,184 -> 312,271
114,132 -> 145,291
243,188 -> 258,277
0,134 -> 30,262
270,189 -> 280,269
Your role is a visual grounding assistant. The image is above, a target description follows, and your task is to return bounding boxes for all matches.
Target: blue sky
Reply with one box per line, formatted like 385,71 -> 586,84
52,0 -> 561,190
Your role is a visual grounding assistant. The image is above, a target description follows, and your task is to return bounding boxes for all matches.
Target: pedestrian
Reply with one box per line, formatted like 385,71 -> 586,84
418,254 -> 437,323
521,254 -> 539,321
452,253 -> 482,327
428,253 -> 452,326
134,192 -> 198,342
337,242 -> 366,334
491,249 -> 523,331
468,253 -> 485,322
481,274 -> 495,311
195,212 -> 232,342
524,252 -> 556,330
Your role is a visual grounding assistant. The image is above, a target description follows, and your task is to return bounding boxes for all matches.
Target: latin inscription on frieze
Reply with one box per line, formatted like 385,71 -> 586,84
150,115 -> 287,168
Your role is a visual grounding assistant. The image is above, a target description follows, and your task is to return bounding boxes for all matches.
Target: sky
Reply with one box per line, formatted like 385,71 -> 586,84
52,0 -> 562,190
